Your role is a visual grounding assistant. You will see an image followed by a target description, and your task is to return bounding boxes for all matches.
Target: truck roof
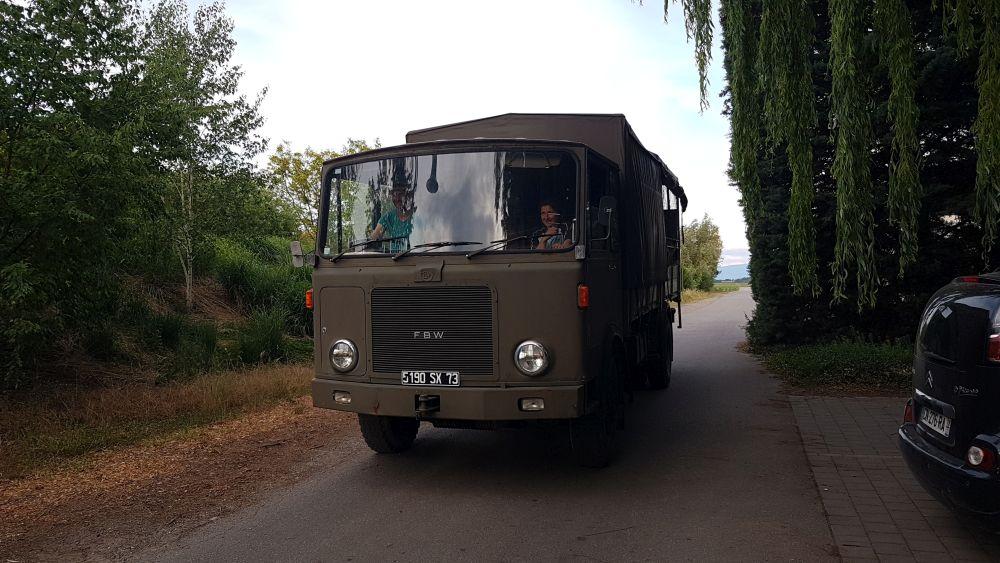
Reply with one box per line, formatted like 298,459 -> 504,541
406,113 -> 687,210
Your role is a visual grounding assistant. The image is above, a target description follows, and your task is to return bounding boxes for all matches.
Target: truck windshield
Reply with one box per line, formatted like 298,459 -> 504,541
324,150 -> 577,257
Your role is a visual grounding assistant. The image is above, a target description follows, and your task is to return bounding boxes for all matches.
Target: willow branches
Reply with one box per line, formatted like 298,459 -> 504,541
830,0 -> 878,308
974,1 -> 1000,266
721,0 -> 762,230
876,0 -> 921,276
665,0 -> 715,111
757,0 -> 819,295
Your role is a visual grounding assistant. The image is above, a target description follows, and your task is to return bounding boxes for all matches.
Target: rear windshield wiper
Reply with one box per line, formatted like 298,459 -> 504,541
392,241 -> 481,261
466,234 -> 530,258
330,235 -> 410,262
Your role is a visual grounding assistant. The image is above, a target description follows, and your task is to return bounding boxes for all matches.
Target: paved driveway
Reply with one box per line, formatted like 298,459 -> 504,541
149,289 -> 834,562
793,396 -> 1000,561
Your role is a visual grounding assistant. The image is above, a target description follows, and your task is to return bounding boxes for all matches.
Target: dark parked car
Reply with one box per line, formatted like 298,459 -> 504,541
899,273 -> 1000,526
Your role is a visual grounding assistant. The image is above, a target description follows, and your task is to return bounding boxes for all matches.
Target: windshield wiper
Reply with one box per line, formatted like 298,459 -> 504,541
392,241 -> 482,261
466,234 -> 530,258
330,235 -> 411,262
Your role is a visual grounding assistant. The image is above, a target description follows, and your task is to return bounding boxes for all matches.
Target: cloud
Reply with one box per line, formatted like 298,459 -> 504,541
720,247 -> 750,267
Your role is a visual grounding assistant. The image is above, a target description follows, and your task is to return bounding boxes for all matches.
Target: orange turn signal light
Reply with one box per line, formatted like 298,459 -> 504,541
578,284 -> 590,309
305,288 -> 314,310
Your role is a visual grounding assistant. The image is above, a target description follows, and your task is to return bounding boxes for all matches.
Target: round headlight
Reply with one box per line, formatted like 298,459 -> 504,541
514,340 -> 549,376
330,339 -> 358,372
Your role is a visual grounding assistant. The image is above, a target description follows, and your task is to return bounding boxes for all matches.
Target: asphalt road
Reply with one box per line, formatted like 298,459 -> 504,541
150,288 -> 834,562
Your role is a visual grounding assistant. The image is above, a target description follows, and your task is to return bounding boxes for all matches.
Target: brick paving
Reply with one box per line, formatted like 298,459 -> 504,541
791,396 -> 1000,562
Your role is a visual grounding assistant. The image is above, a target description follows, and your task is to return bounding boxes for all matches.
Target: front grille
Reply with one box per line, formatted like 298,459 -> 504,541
371,286 -> 494,376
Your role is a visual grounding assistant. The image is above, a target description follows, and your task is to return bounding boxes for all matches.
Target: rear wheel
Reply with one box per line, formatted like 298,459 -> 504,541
358,414 -> 420,453
647,309 -> 672,390
571,349 -> 624,468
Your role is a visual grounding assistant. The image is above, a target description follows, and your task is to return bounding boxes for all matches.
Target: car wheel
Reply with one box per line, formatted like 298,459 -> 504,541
571,350 -> 623,468
358,414 -> 420,453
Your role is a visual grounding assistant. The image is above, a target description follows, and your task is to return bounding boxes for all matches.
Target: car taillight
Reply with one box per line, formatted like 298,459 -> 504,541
305,288 -> 314,310
903,399 -> 914,424
967,445 -> 997,471
989,333 -> 1000,363
956,276 -> 982,283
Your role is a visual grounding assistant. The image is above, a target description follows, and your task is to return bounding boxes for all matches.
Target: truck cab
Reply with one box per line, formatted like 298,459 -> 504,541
307,114 -> 686,466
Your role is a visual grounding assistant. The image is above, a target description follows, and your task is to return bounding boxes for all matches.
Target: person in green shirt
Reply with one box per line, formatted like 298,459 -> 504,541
371,184 -> 414,252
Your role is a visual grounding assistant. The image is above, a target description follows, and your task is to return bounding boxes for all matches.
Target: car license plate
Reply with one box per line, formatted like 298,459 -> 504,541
920,407 -> 952,437
401,371 -> 460,387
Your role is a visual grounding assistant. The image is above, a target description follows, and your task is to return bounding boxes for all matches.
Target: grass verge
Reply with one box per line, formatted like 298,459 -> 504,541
759,341 -> 912,394
682,283 -> 742,304
0,364 -> 312,480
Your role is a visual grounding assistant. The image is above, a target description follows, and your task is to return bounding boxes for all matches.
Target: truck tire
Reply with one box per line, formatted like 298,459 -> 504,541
571,350 -> 623,468
357,414 -> 420,453
647,309 -> 672,390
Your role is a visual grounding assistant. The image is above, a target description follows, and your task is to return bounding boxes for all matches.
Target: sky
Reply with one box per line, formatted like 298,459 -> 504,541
225,0 -> 748,260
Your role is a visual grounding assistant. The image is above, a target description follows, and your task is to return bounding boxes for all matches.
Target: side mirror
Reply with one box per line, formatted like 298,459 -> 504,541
290,241 -> 304,268
597,195 -> 616,227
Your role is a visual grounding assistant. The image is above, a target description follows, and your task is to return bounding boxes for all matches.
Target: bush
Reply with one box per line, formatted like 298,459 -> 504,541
158,321 -> 219,383
237,307 -> 287,364
762,340 -> 913,391
213,238 -> 311,333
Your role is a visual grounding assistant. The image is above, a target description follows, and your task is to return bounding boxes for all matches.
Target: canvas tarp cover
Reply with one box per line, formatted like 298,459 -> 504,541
406,113 -> 685,289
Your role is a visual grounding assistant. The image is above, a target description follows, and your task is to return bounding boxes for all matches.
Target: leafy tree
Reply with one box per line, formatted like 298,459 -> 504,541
681,214 -> 723,291
266,138 -> 379,244
0,0 -> 145,387
141,0 -> 267,311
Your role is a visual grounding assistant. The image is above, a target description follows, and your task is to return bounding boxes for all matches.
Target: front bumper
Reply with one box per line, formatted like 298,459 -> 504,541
898,422 -> 1000,520
312,378 -> 586,420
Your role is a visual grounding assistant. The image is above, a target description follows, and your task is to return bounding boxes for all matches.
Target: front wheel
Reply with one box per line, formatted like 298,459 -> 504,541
358,414 -> 420,453
571,351 -> 624,468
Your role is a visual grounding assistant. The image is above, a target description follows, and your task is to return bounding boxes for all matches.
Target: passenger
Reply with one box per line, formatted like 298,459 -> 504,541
371,184 -> 415,252
535,202 -> 572,250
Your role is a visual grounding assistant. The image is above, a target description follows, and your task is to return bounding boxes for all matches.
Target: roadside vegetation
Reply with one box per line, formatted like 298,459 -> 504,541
0,365 -> 312,479
681,282 -> 740,304
759,341 -> 912,394
0,1 -> 378,479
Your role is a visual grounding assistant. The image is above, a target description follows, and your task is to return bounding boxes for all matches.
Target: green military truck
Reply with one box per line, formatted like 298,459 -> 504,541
299,114 -> 686,466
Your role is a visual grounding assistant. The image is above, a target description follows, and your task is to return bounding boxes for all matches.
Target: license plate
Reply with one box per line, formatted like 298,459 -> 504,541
401,371 -> 460,387
920,407 -> 952,437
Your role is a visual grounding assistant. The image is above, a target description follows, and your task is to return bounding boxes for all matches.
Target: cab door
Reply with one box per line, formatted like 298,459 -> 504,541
583,153 -> 623,372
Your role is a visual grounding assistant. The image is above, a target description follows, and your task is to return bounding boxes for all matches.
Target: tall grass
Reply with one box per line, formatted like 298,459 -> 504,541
213,238 -> 312,333
238,307 -> 288,364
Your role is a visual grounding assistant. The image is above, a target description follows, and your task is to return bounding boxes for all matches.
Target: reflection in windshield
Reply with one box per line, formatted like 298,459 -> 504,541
325,150 -> 577,256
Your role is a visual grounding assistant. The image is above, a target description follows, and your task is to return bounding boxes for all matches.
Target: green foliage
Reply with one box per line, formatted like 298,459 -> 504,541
0,1 -> 144,387
681,214 -> 723,291
829,0 -> 878,309
762,340 -> 912,391
720,0 -> 764,231
973,1 -> 1000,264
666,0 -> 715,111
238,307 -> 288,364
755,0 -> 819,295
743,3 -> 993,346
160,321 -> 218,382
876,0 -> 922,275
266,139 -> 380,243
669,0 -> 998,311
213,238 -> 312,333
0,0 -> 320,390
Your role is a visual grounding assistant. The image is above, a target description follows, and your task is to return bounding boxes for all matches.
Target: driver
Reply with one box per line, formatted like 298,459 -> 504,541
535,202 -> 572,250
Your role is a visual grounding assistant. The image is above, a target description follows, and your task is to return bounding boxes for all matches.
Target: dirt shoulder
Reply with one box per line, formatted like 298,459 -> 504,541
0,396 -> 355,562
